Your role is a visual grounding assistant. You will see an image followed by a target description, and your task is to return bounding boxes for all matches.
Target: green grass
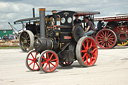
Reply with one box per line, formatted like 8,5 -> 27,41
0,46 -> 20,49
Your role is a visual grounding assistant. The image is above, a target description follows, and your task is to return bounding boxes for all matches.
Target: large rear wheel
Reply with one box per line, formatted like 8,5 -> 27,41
76,36 -> 98,66
19,30 -> 34,52
96,29 -> 117,49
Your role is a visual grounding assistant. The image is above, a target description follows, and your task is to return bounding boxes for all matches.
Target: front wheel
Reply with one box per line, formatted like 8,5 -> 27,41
26,50 -> 40,71
39,50 -> 59,73
76,36 -> 98,66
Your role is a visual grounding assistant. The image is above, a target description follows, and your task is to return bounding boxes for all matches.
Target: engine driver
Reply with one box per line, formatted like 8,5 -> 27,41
74,15 -> 81,26
84,17 -> 95,36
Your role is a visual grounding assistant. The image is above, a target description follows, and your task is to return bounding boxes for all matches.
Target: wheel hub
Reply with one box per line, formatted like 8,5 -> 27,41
24,40 -> 27,43
33,58 -> 36,62
104,37 -> 108,41
87,49 -> 91,54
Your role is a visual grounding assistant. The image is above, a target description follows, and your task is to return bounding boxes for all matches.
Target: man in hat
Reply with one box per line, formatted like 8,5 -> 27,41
84,17 -> 95,36
74,15 -> 81,26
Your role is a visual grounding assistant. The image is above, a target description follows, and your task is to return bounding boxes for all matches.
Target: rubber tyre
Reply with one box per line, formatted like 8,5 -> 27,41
76,36 -> 98,66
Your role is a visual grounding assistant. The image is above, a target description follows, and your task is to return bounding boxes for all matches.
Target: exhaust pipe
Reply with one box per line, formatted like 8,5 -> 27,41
39,8 -> 46,38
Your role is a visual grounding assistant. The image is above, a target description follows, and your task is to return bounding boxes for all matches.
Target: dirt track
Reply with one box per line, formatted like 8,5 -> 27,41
0,46 -> 128,85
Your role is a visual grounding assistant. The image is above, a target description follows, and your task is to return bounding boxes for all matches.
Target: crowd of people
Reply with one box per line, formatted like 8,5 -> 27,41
0,34 -> 18,41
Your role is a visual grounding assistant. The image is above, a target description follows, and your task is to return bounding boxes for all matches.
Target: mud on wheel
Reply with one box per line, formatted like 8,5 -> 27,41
26,50 -> 40,71
19,30 -> 34,52
76,36 -> 98,66
96,29 -> 117,49
39,50 -> 59,73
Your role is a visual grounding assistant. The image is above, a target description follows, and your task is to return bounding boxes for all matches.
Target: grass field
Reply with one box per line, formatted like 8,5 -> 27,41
0,46 -> 20,49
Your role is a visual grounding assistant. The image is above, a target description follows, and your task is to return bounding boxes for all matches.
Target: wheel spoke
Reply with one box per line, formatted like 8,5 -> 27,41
105,42 -> 108,47
107,33 -> 112,38
28,58 -> 33,61
89,55 -> 92,64
98,38 -> 104,40
97,36 -> 104,39
106,31 -> 109,36
44,63 -> 48,70
28,61 -> 34,66
35,62 -> 40,69
82,53 -> 87,59
85,55 -> 88,64
49,54 -> 54,60
86,40 -> 89,49
109,35 -> 115,38
101,31 -> 105,37
105,31 -> 107,37
81,50 -> 87,53
35,52 -> 37,58
89,41 -> 92,49
42,56 -> 47,61
31,53 -> 35,59
92,57 -> 96,60
41,62 -> 47,65
50,62 -> 56,67
107,41 -> 111,46
49,64 -> 51,71
47,52 -> 49,59
51,59 -> 57,62
82,44 -> 86,50
33,63 -> 35,70
91,48 -> 97,53
109,39 -> 115,43
109,38 -> 115,40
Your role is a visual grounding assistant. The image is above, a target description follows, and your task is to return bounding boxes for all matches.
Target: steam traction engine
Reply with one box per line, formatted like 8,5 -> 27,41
25,9 -> 99,73
95,15 -> 128,49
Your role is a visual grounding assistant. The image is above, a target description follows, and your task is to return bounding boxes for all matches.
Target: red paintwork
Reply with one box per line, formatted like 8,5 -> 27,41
96,29 -> 117,49
27,50 -> 40,71
40,51 -> 58,72
80,37 -> 98,66
95,16 -> 128,22
64,36 -> 72,39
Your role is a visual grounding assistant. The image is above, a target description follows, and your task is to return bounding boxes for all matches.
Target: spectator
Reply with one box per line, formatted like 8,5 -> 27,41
97,20 -> 104,31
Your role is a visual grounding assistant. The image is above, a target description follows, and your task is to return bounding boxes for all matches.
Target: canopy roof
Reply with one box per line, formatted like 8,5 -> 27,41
94,15 -> 128,22
14,10 -> 100,24
74,11 -> 100,16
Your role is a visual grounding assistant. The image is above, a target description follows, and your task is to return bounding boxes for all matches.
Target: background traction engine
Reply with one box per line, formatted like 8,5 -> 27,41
95,16 -> 128,49
25,10 -> 98,73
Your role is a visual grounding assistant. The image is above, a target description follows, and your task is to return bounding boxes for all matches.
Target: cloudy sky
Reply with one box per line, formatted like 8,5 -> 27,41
0,0 -> 128,30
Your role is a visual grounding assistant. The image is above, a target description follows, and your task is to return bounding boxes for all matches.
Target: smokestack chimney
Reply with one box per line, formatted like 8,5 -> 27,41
33,8 -> 35,18
39,8 -> 45,38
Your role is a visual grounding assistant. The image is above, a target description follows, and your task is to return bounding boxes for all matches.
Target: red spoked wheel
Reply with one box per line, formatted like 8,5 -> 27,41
39,50 -> 59,73
76,36 -> 98,66
59,61 -> 73,67
96,29 -> 117,49
118,33 -> 128,43
26,50 -> 40,71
